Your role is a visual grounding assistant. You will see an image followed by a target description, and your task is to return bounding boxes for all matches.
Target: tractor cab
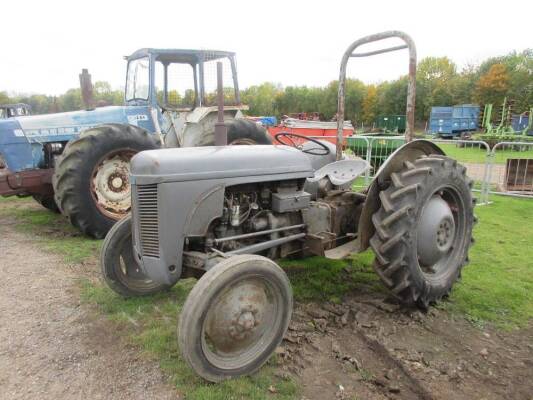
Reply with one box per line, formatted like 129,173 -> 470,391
0,103 -> 31,119
124,49 -> 247,147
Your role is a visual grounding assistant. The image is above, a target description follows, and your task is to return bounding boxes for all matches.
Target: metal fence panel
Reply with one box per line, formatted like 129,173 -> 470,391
279,134 -> 533,203
487,142 -> 533,198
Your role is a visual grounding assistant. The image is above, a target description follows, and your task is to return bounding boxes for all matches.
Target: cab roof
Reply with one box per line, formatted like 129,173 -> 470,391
126,48 -> 235,64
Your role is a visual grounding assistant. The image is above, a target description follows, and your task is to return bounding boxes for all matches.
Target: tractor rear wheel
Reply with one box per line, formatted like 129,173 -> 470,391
227,119 -> 272,145
178,255 -> 292,382
101,215 -> 170,297
53,124 -> 160,238
370,155 -> 475,309
32,194 -> 60,213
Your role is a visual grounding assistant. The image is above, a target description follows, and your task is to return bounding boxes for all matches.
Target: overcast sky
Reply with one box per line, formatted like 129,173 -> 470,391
1,0 -> 531,95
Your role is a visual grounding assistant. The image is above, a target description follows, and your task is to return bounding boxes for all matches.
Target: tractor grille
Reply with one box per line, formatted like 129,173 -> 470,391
136,183 -> 159,258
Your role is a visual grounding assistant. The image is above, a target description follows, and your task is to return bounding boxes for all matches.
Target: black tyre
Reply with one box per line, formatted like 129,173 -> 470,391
178,255 -> 292,382
32,194 -> 60,213
227,119 -> 272,145
370,155 -> 475,308
53,124 -> 160,238
101,215 -> 170,297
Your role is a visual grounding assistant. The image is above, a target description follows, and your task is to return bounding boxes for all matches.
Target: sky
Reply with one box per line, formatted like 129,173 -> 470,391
1,0 -> 531,96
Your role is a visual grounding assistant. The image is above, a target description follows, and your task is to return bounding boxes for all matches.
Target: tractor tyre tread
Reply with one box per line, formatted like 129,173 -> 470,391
227,119 -> 272,144
53,123 -> 160,238
370,154 -> 475,309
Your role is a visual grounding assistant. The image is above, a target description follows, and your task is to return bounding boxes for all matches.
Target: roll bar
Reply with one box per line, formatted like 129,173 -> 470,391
336,31 -> 417,160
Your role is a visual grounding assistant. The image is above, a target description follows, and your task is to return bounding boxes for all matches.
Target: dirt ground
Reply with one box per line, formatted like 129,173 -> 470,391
0,215 -> 178,400
1,210 -> 532,400
279,295 -> 533,400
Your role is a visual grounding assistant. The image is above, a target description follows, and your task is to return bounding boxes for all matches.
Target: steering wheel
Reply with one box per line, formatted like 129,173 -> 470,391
274,132 -> 331,156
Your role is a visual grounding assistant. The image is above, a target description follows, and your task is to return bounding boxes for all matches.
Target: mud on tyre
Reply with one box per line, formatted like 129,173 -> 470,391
370,155 -> 475,308
53,123 -> 160,238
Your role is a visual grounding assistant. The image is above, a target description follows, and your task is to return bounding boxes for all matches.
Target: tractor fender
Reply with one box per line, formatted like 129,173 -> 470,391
358,139 -> 445,251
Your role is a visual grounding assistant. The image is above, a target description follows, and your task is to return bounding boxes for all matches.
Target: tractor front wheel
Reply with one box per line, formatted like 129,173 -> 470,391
53,124 -> 160,238
101,215 -> 170,297
178,255 -> 292,382
370,155 -> 475,308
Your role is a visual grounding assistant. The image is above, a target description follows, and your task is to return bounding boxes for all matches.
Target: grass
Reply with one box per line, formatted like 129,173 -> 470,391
81,279 -> 297,399
1,192 -> 532,397
444,195 -> 533,328
0,196 -> 100,263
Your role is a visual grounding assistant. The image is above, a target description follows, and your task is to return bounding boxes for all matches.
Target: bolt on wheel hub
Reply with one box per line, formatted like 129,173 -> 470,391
201,277 -> 280,368
91,151 -> 136,218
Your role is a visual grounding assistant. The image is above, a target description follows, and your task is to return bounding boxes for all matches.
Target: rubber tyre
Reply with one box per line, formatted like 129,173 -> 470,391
227,119 -> 272,145
53,124 -> 160,238
369,155 -> 475,309
32,194 -> 60,213
101,215 -> 170,297
178,255 -> 292,382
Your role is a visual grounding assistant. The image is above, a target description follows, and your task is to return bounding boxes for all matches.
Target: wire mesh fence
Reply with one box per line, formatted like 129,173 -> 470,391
302,134 -> 533,203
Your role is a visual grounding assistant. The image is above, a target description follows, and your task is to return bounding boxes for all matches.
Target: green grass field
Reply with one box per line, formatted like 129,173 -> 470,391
1,193 -> 532,398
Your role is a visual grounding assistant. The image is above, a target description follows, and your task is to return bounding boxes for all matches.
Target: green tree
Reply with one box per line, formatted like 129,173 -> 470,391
0,91 -> 10,105
416,57 -> 457,120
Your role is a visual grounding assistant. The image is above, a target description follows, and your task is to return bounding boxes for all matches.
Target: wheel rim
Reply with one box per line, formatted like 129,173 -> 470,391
416,187 -> 466,280
201,274 -> 283,370
112,226 -> 160,292
91,150 -> 136,219
229,138 -> 257,145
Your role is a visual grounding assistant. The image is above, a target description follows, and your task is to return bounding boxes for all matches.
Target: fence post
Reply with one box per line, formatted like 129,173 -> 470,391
480,143 -> 492,205
365,137 -> 373,186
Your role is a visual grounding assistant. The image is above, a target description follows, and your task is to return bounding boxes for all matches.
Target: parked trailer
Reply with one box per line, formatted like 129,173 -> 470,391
429,104 -> 479,138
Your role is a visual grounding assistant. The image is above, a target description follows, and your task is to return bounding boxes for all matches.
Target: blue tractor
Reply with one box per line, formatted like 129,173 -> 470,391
0,49 -> 271,238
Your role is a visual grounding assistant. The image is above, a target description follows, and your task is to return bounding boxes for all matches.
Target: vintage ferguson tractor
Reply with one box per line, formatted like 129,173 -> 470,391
0,49 -> 270,237
100,32 -> 476,382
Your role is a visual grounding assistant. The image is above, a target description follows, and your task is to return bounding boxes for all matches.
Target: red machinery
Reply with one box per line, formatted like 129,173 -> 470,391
268,117 -> 354,145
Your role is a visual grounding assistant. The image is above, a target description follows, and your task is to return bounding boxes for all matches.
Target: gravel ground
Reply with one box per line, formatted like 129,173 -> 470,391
0,215 -> 178,400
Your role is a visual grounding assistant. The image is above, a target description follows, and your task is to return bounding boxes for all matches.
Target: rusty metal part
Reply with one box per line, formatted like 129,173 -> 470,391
90,150 -> 136,219
228,138 -> 257,145
0,168 -> 54,197
79,69 -> 95,110
214,61 -> 228,146
336,31 -> 417,160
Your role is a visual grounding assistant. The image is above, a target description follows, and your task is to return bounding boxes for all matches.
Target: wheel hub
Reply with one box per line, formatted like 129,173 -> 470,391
91,151 -> 135,218
204,280 -> 274,357
417,195 -> 456,269
229,309 -> 259,340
